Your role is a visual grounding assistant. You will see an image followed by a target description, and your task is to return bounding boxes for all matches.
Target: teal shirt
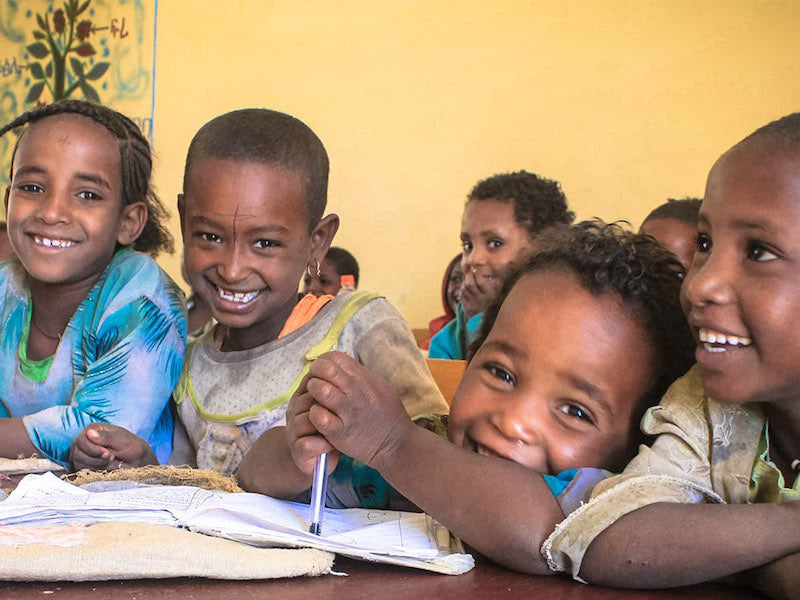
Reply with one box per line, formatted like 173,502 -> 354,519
428,305 -> 483,360
0,250 -> 187,467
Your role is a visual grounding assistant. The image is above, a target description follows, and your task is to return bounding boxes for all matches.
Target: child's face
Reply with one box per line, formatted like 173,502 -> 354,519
180,158 -> 336,347
449,269 -> 654,474
5,114 -> 142,286
445,260 -> 464,313
460,199 -> 532,288
301,257 -> 341,297
640,217 -> 698,269
682,143 -> 800,407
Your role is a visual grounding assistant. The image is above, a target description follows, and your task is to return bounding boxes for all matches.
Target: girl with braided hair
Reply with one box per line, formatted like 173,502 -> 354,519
0,99 -> 186,468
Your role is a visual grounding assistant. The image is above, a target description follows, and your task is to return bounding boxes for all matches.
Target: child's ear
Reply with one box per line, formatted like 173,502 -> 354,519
309,213 -> 339,261
177,193 -> 186,234
116,201 -> 148,246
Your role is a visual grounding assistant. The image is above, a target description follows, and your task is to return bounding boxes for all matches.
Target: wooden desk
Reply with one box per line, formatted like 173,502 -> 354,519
0,556 -> 766,600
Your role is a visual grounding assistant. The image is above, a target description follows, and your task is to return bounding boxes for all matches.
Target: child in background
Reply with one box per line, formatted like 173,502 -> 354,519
0,100 -> 186,467
428,171 -> 574,359
420,254 -> 462,350
0,222 -> 15,262
639,197 -> 701,269
71,108 -> 447,475
238,221 -> 695,574
544,114 -> 800,599
301,246 -> 359,297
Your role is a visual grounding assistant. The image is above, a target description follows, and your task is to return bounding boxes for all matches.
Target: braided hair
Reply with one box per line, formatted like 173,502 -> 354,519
0,99 -> 173,256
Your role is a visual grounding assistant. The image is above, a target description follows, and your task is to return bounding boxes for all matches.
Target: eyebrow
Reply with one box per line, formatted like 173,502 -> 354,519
13,165 -> 112,190
699,213 -> 779,235
189,214 -> 291,235
563,372 -> 612,415
480,338 -> 526,359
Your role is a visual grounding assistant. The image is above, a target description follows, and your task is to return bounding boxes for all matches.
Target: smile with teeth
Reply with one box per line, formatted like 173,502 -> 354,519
216,286 -> 261,304
33,235 -> 76,248
699,328 -> 752,353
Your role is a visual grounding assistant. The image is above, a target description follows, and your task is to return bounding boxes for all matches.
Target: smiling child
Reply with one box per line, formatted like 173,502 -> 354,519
545,113 -> 800,599
428,171 -> 574,359
0,100 -> 185,467
71,108 -> 447,475
239,221 -> 695,574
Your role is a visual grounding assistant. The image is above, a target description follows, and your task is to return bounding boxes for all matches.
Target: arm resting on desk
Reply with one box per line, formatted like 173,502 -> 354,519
579,501 -> 800,588
0,418 -> 39,458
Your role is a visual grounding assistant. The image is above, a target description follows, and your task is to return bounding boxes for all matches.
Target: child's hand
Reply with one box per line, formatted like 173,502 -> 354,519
69,423 -> 158,471
460,268 -> 501,319
302,351 -> 415,470
285,387 -> 340,476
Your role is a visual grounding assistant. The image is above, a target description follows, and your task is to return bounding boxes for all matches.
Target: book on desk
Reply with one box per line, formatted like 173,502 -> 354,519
0,472 -> 473,576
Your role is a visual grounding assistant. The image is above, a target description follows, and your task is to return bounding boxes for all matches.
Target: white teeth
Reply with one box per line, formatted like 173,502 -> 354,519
217,287 -> 260,304
34,236 -> 75,248
699,329 -> 752,347
704,343 -> 727,353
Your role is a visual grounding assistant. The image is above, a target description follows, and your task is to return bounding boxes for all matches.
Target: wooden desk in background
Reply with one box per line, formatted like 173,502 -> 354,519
0,557 -> 766,600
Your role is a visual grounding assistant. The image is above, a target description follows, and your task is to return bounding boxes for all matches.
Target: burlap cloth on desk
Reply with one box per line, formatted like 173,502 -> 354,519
0,522 -> 334,581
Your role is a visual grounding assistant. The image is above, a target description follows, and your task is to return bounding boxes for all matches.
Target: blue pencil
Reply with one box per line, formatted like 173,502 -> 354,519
308,452 -> 329,535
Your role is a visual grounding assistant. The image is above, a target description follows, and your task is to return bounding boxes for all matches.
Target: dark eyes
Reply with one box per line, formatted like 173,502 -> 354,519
17,183 -> 43,194
483,363 -> 515,385
196,232 -> 221,243
697,232 -> 711,252
488,239 -> 503,249
557,404 -> 595,424
747,242 -> 778,262
77,190 -> 101,201
254,239 -> 279,249
461,240 -> 473,252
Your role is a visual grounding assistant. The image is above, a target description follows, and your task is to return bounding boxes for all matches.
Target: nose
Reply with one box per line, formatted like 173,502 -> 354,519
35,190 -> 69,225
216,242 -> 248,283
488,399 -> 541,446
683,248 -> 734,309
463,245 -> 486,270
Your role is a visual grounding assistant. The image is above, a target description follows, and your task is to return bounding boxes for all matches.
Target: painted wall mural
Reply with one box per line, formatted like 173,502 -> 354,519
0,0 -> 156,188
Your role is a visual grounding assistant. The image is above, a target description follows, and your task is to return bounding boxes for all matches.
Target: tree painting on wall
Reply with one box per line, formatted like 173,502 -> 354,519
25,0 -> 110,104
0,0 -> 157,190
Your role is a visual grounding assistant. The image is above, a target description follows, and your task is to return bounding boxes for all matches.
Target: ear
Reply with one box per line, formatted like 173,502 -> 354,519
177,193 -> 186,234
309,213 -> 339,264
116,201 -> 148,246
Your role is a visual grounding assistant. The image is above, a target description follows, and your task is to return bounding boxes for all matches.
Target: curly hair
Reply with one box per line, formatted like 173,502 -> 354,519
467,170 -> 574,238
642,197 -> 702,226
472,220 -> 695,432
183,109 -> 328,230
0,99 -> 173,257
325,246 -> 359,286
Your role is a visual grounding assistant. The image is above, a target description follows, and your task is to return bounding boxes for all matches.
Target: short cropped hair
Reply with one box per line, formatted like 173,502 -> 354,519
0,99 -> 173,256
740,111 -> 800,149
183,109 -> 328,229
473,220 -> 694,428
325,246 -> 359,286
642,197 -> 702,226
468,171 -> 574,238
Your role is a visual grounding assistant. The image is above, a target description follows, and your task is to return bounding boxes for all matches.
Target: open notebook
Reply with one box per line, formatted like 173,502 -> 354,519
0,472 -> 474,575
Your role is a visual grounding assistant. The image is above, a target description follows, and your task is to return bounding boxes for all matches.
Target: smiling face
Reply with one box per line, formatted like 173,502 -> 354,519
180,158 -> 335,349
640,217 -> 698,270
460,198 -> 532,288
449,269 -> 655,474
445,259 -> 464,313
5,114 -> 140,288
681,141 -> 800,408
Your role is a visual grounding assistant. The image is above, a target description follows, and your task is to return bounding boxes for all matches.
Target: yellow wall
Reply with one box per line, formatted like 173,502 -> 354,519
152,0 -> 800,328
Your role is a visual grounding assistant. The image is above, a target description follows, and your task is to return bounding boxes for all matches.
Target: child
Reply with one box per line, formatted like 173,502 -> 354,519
237,221 -> 695,574
301,246 -> 359,297
428,170 -> 574,359
639,197 -> 701,269
0,100 -> 186,467
420,254 -> 462,350
71,108 -> 448,475
544,114 -> 800,598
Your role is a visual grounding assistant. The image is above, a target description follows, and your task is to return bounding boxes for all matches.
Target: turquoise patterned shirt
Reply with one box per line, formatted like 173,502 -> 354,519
0,250 -> 187,467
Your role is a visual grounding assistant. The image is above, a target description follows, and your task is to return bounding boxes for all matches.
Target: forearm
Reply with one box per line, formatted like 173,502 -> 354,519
236,427 -> 313,498
580,502 -> 800,588
743,551 -> 800,600
373,425 -> 563,575
0,418 -> 39,458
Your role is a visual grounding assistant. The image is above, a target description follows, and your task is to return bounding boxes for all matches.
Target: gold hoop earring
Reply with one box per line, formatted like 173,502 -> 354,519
306,264 -> 314,278
316,259 -> 321,277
